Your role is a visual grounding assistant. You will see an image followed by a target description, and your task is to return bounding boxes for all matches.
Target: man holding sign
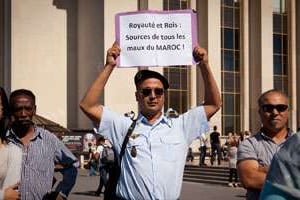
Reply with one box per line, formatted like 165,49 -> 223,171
80,42 -> 221,199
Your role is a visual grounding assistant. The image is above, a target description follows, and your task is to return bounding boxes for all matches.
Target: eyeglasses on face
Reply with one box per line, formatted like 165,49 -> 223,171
260,104 -> 288,113
139,88 -> 164,97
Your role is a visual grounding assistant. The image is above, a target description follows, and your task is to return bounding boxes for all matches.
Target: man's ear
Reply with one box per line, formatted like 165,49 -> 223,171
33,105 -> 37,115
135,91 -> 139,102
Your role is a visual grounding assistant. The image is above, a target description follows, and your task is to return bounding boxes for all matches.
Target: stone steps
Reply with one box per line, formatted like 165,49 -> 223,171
183,164 -> 239,186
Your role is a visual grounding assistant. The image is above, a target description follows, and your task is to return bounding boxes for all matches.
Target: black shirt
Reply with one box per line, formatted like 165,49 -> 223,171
210,131 -> 220,144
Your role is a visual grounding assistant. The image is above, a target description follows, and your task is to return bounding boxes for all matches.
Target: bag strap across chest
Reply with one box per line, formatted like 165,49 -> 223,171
119,119 -> 137,161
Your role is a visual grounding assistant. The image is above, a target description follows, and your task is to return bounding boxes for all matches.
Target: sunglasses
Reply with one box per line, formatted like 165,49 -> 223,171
139,88 -> 164,97
260,104 -> 288,113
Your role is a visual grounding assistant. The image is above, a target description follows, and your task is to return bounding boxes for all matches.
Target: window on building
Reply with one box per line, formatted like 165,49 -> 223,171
163,0 -> 191,114
163,0 -> 189,10
221,0 -> 241,135
273,0 -> 288,93
164,66 -> 190,113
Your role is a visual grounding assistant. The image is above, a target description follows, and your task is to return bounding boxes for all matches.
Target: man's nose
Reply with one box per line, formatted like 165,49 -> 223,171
271,108 -> 280,115
19,108 -> 28,116
149,90 -> 156,98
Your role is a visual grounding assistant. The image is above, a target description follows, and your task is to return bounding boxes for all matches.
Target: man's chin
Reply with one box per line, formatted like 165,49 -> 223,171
142,108 -> 162,116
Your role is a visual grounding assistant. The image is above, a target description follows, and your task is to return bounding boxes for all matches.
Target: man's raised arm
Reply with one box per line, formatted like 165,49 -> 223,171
80,43 -> 120,124
193,46 -> 221,120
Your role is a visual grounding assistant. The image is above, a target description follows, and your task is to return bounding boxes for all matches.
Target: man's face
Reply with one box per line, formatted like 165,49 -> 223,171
11,95 -> 36,122
136,78 -> 165,117
258,92 -> 289,133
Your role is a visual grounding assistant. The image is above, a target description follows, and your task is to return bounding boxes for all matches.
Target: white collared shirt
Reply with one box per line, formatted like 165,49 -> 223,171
99,106 -> 209,200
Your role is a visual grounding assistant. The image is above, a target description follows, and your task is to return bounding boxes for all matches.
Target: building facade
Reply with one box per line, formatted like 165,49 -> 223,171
1,0 -> 300,135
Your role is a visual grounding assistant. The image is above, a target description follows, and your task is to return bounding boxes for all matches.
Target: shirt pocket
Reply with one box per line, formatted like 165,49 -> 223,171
126,138 -> 145,160
159,136 -> 183,162
28,156 -> 52,175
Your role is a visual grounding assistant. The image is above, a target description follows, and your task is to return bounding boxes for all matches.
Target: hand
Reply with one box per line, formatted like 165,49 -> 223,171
193,46 -> 208,65
56,193 -> 66,200
105,42 -> 121,67
4,184 -> 20,200
258,165 -> 269,173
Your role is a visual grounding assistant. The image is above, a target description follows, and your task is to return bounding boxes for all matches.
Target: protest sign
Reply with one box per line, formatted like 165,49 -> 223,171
115,10 -> 197,67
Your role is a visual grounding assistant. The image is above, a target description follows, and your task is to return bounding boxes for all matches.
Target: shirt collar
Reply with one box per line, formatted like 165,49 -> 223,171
7,125 -> 43,144
137,113 -> 172,127
260,128 -> 293,142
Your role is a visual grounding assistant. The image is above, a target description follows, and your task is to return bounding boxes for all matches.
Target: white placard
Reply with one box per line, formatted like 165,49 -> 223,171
115,10 -> 197,67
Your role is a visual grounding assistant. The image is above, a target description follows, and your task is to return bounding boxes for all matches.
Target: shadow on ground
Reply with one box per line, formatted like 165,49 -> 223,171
235,194 -> 246,198
72,190 -> 96,196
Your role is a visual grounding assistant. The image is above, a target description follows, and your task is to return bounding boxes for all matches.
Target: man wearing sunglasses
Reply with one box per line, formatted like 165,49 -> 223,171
80,42 -> 221,200
237,89 -> 292,200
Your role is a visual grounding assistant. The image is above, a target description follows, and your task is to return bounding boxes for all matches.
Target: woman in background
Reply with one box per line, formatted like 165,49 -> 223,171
226,132 -> 239,187
0,87 -> 22,200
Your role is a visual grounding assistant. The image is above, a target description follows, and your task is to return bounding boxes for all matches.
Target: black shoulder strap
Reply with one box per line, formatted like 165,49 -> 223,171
119,119 -> 137,161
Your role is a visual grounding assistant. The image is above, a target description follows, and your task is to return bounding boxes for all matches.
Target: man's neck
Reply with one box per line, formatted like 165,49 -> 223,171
18,126 -> 35,146
142,111 -> 163,125
261,127 -> 288,144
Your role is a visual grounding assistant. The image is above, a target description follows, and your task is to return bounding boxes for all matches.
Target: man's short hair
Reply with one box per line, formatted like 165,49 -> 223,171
257,89 -> 288,106
97,136 -> 105,143
213,125 -> 217,131
9,89 -> 36,107
0,87 -> 9,117
134,70 -> 169,89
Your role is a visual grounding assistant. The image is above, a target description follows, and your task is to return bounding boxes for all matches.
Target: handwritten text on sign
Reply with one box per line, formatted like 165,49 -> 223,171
115,10 -> 197,67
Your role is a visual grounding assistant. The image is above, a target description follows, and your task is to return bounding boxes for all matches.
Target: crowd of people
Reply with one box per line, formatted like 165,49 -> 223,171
1,41 -> 299,200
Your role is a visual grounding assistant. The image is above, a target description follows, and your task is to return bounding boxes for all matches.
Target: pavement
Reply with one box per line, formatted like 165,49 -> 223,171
64,159 -> 246,200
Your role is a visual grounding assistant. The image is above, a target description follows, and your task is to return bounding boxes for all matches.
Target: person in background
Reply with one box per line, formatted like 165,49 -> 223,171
186,147 -> 194,162
79,42 -> 221,199
226,132 -> 239,187
94,136 -> 109,196
87,143 -> 97,176
199,133 -> 208,166
244,130 -> 251,139
237,89 -> 292,200
7,89 -> 78,200
0,87 -> 22,200
210,125 -> 222,165
238,131 -> 245,143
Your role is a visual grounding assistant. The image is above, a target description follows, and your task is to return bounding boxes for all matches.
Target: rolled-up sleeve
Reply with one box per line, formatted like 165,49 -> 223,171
182,106 -> 209,145
237,139 -> 257,163
98,107 -> 132,150
54,140 -> 78,196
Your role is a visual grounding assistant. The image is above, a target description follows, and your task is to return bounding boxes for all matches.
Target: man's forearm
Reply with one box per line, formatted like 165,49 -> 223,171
55,166 -> 78,197
80,42 -> 120,122
199,62 -> 221,109
239,167 -> 268,189
79,64 -> 115,122
80,64 -> 114,109
258,165 -> 269,173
